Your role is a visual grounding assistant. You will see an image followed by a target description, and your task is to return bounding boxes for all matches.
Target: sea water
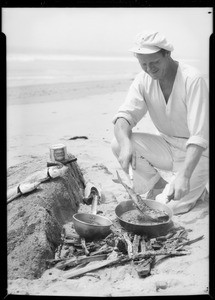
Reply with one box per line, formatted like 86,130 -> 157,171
6,54 -> 140,87
6,53 -> 209,88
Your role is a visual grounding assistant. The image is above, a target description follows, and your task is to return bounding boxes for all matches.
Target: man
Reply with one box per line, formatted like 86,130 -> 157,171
111,30 -> 209,215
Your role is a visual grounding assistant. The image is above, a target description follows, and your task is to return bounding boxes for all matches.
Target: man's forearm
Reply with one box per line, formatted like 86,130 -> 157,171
114,117 -> 132,146
179,144 -> 205,179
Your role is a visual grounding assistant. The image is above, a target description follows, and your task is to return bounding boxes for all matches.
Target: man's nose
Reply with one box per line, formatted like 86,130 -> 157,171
146,64 -> 152,72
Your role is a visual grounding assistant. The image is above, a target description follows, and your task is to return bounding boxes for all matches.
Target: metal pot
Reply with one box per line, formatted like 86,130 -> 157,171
72,195 -> 112,240
115,199 -> 174,238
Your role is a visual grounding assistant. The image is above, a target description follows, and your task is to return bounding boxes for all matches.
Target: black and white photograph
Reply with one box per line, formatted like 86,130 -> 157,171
3,7 -> 212,296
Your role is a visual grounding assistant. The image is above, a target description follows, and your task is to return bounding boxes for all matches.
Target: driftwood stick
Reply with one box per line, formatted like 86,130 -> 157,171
55,254 -> 107,270
140,237 -> 147,253
123,232 -> 133,258
175,235 -> 204,250
133,235 -> 140,256
81,238 -> 89,256
134,250 -> 190,259
62,256 -> 130,279
90,245 -> 113,256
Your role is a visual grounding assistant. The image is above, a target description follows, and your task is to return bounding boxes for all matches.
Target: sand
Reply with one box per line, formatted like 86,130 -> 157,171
7,79 -> 209,296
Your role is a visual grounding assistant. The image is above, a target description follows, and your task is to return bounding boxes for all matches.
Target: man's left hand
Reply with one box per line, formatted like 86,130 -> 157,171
167,174 -> 190,200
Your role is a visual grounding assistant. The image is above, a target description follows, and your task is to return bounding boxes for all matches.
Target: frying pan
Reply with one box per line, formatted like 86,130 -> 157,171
72,195 -> 112,241
115,199 -> 174,238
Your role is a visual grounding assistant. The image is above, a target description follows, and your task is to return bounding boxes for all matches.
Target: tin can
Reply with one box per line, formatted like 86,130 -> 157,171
50,144 -> 68,162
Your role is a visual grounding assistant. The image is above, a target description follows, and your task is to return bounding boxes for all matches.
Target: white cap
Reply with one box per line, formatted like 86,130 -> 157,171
129,30 -> 174,54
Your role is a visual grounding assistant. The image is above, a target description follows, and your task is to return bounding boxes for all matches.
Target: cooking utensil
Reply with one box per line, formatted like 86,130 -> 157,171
116,170 -> 169,223
115,200 -> 173,238
72,194 -> 112,241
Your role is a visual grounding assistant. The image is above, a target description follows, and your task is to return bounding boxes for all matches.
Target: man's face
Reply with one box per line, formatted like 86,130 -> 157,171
135,51 -> 169,80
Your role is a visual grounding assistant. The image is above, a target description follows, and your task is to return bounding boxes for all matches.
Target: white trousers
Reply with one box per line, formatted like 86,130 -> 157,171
111,133 -> 209,215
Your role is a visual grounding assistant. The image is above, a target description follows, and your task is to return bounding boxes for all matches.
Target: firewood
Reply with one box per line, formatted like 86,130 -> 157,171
55,254 -> 108,270
62,256 -> 130,279
175,235 -> 204,250
133,235 -> 140,256
90,245 -> 113,256
135,256 -> 155,277
140,237 -> 147,253
123,232 -> 133,258
151,242 -> 162,250
134,249 -> 190,259
156,236 -> 167,242
81,238 -> 89,256
64,239 -> 79,245
153,254 -> 171,266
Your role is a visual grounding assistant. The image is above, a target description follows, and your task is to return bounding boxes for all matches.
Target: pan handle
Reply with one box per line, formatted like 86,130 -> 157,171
91,194 -> 98,215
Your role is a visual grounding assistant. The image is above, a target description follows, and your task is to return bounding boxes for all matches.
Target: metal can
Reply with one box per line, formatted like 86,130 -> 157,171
50,144 -> 68,162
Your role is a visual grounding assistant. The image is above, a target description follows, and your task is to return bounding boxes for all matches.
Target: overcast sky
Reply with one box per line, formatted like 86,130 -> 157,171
2,7 -> 213,60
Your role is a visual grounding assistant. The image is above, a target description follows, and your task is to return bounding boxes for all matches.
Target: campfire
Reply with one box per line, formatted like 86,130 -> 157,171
45,179 -> 204,280
46,219 -> 204,280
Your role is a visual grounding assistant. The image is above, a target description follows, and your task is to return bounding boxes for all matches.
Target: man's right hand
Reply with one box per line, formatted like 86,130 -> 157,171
118,143 -> 136,174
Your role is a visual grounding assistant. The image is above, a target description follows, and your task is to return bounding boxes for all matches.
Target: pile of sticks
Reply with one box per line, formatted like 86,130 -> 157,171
45,224 -> 204,280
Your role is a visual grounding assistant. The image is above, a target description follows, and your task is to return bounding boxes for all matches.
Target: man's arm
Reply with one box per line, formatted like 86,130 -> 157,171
114,118 -> 134,173
168,144 -> 204,200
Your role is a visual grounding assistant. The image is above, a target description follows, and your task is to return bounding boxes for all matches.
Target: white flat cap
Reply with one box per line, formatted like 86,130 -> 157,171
129,30 -> 174,54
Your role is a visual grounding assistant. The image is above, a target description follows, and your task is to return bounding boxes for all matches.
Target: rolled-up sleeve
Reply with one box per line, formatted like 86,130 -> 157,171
185,76 -> 209,149
112,74 -> 148,128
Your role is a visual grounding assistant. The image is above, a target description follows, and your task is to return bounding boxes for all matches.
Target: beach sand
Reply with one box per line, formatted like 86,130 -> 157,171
7,79 -> 209,296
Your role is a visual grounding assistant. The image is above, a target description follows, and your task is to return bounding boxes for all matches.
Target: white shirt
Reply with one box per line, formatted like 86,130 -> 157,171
113,62 -> 209,149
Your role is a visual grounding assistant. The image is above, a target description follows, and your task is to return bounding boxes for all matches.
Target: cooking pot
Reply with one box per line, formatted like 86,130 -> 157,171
115,199 -> 174,238
72,195 -> 112,241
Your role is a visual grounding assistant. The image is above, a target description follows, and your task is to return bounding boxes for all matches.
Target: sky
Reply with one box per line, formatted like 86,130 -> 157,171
2,7 -> 213,61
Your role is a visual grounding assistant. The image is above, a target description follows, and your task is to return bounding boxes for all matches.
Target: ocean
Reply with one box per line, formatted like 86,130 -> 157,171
6,54 -> 140,87
6,53 -> 209,88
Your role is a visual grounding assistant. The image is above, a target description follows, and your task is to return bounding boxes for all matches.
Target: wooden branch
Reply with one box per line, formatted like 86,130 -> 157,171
81,238 -> 89,256
134,249 -> 190,259
55,254 -> 107,270
123,232 -> 133,258
140,237 -> 147,253
133,235 -> 140,256
90,245 -> 113,256
62,256 -> 130,279
175,235 -> 204,250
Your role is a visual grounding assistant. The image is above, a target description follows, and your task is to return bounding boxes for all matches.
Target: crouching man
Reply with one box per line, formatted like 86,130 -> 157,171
111,30 -> 209,215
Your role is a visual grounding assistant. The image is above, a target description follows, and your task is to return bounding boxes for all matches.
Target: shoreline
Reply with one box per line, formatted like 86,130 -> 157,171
7,77 -> 134,106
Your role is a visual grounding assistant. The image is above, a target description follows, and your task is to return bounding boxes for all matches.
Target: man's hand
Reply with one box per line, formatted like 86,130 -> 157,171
167,174 -> 190,200
167,144 -> 204,202
118,144 -> 136,174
